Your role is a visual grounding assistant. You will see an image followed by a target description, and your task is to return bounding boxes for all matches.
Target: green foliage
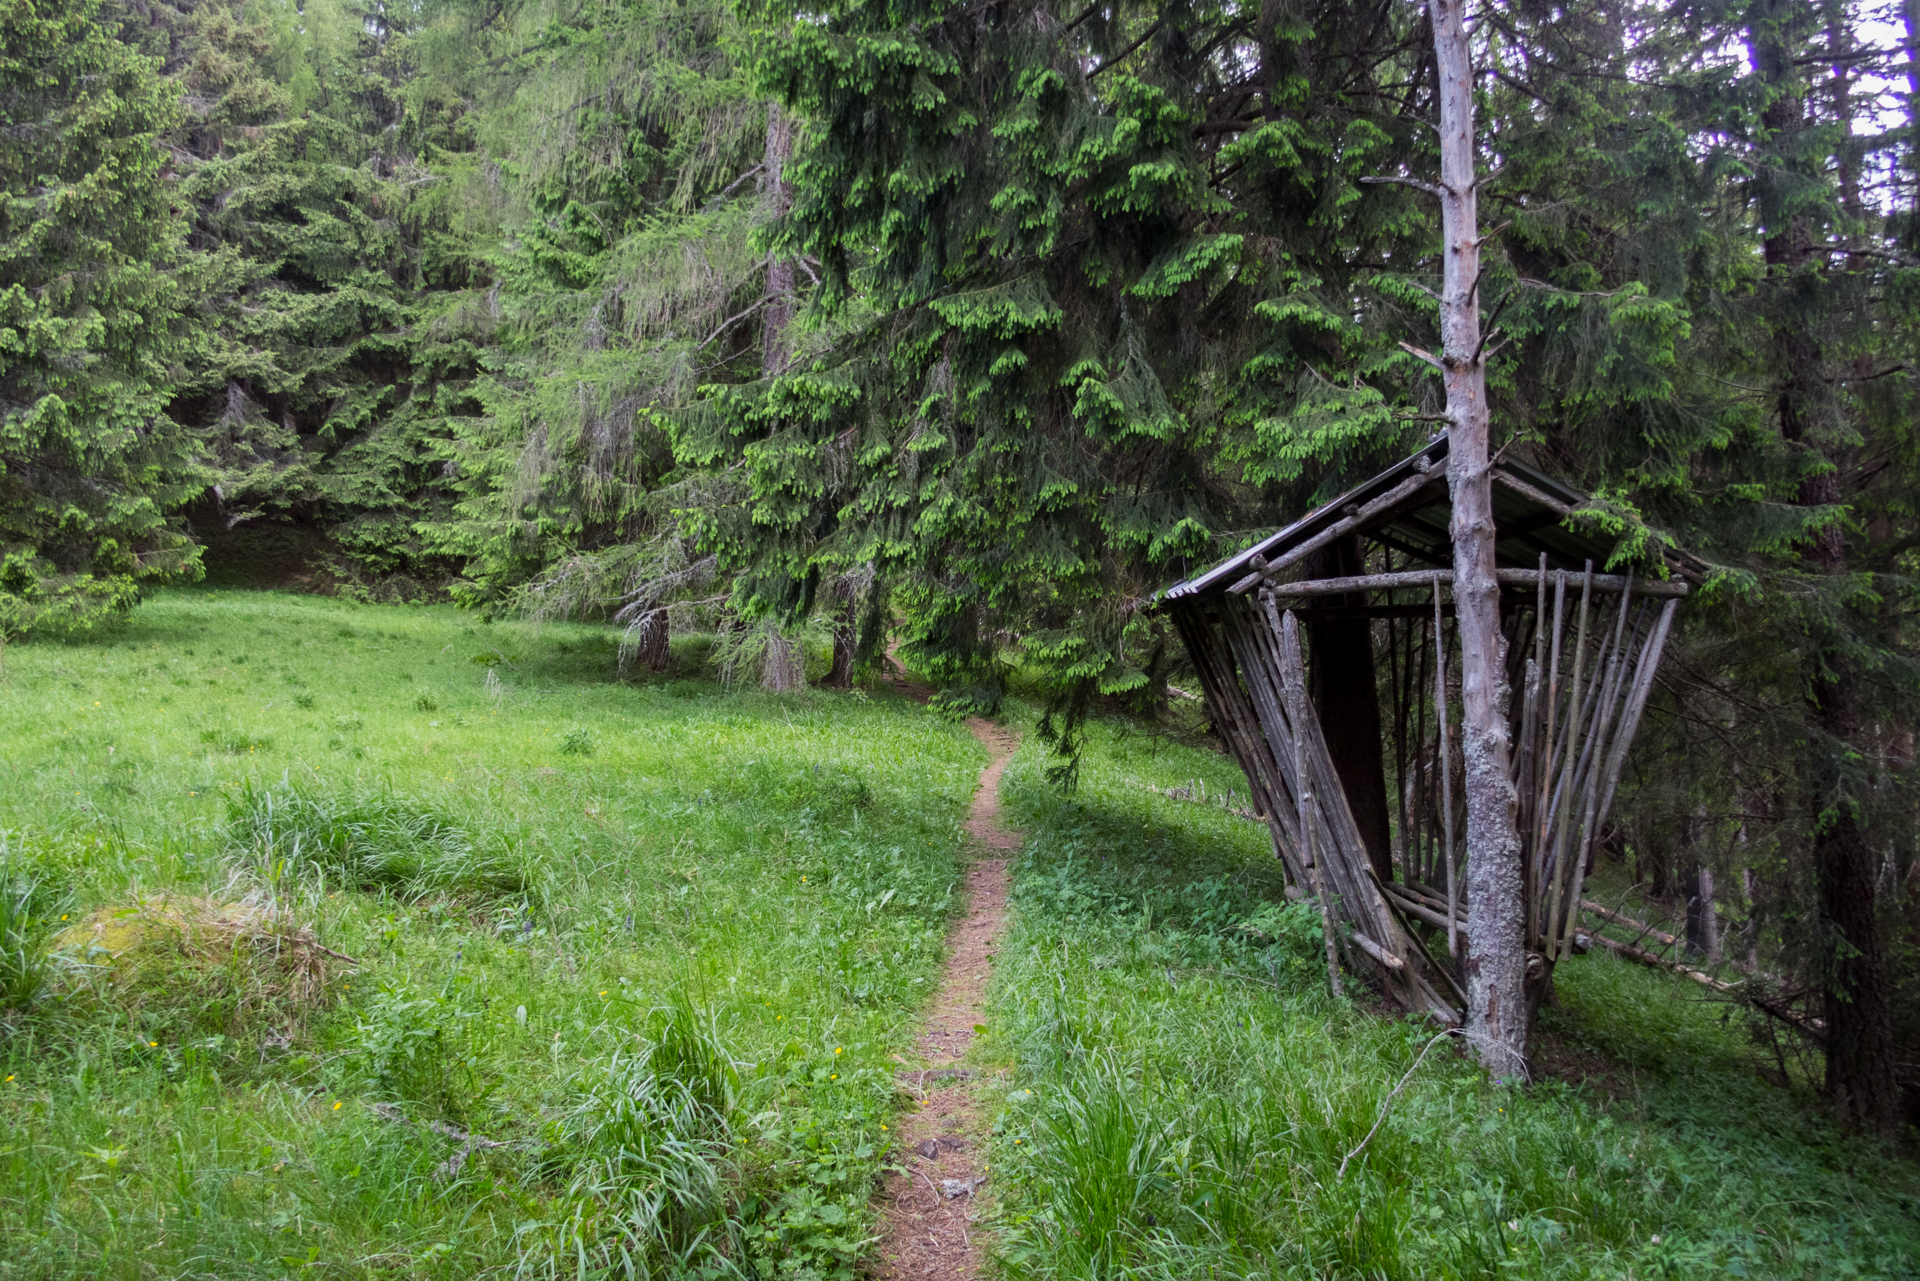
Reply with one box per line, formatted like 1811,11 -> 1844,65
350,983 -> 489,1120
0,0 -> 204,636
421,0 -> 771,623
0,840 -> 65,1011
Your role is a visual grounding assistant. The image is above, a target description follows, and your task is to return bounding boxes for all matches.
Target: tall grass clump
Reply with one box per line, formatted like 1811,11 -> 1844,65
230,780 -> 528,898
532,1001 -> 748,1278
0,842 -> 65,1011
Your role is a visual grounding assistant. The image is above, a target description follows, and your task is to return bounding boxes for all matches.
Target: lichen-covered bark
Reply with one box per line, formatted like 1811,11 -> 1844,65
1430,0 -> 1528,1078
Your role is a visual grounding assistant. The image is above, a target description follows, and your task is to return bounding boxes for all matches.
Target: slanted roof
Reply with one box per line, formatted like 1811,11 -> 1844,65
1162,434 -> 1698,604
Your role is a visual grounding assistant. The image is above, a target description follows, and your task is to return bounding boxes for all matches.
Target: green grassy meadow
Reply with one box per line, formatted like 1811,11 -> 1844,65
1,591 -> 1916,1279
0,591 -> 983,1279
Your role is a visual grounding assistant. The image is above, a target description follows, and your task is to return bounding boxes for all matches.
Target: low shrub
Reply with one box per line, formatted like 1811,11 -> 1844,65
350,984 -> 488,1120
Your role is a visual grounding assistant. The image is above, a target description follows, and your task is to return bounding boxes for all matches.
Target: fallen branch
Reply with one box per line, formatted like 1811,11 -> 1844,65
1581,898 -> 1680,951
1144,781 -> 1266,822
370,1102 -> 521,1180
1577,915 -> 1828,1043
1582,927 -> 1730,990
1337,1030 -> 1459,1181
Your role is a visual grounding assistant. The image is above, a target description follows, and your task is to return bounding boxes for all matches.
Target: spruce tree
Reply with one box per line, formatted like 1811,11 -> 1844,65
0,0 -> 203,636
422,0 -> 770,656
690,0 -> 1442,735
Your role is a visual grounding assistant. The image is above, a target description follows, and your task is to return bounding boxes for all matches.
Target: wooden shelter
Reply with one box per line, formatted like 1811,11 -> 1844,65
1159,435 -> 1698,1022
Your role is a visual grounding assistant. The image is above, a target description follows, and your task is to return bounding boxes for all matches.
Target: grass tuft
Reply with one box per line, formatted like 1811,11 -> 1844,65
229,779 -> 529,899
54,891 -> 343,1043
0,845 -> 65,1011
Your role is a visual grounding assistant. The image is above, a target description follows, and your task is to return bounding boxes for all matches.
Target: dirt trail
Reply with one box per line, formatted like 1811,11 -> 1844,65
871,695 -> 1021,1280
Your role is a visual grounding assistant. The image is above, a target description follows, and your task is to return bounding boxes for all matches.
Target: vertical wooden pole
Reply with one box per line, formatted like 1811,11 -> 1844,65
1287,610 -> 1343,998
1543,563 -> 1593,946
1537,571 -> 1566,879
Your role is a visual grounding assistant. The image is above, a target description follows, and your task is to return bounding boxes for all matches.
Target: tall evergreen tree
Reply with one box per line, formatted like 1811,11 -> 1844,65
689,0 -> 1450,736
0,0 -> 202,637
421,0 -> 771,658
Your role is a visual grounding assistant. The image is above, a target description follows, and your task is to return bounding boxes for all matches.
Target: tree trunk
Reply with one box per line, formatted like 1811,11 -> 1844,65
762,101 -> 795,372
1429,0 -> 1527,1078
1906,0 -> 1920,250
1634,820 -> 1673,902
636,606 -> 671,672
1811,675 -> 1901,1134
762,629 -> 805,692
826,598 -> 856,688
1684,865 -> 1720,965
1306,536 -> 1395,883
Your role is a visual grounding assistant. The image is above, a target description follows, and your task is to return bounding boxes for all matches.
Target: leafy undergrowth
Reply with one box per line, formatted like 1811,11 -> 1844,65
985,715 -> 1920,1280
0,590 -> 981,1279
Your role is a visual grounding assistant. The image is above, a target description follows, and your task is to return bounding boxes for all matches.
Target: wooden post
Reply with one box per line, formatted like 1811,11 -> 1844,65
1286,610 -> 1343,998
1542,563 -> 1593,948
1535,571 -> 1566,899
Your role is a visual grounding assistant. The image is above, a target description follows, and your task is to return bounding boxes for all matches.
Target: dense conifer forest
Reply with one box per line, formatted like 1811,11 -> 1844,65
5,0 -> 1920,1274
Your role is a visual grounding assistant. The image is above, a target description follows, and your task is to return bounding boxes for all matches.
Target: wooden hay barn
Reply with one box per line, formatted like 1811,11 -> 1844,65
1159,435 -> 1698,1022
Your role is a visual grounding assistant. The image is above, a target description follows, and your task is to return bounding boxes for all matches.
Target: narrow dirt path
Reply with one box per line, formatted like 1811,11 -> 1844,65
871,712 -> 1021,1281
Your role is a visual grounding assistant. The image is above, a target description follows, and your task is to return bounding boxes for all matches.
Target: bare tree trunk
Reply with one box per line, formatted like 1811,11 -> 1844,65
826,598 -> 856,688
1426,0 -> 1527,1078
1684,865 -> 1721,964
1742,865 -> 1761,972
636,607 -> 671,672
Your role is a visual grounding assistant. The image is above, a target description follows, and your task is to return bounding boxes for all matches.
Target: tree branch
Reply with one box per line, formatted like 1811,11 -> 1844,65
1361,174 -> 1446,198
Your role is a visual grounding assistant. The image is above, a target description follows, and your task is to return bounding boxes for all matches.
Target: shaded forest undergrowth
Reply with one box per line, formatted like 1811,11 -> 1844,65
0,593 -> 1914,1278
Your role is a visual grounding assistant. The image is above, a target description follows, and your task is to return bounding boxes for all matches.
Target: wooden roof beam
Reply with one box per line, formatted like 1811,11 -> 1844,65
1229,470 -> 1446,594
1260,567 -> 1689,599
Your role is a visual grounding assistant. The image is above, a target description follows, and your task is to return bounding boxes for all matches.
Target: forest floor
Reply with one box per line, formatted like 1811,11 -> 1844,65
0,591 -> 1915,1280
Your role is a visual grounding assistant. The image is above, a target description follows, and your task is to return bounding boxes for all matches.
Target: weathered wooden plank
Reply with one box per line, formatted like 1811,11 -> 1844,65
1226,471 -> 1444,593
1281,609 -> 1343,998
1248,567 -> 1688,599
